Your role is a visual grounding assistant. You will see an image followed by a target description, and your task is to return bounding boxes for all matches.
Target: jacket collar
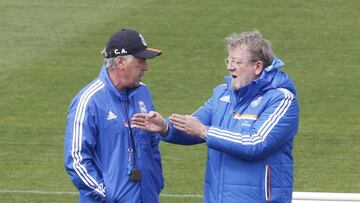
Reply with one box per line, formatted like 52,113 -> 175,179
225,58 -> 285,104
98,66 -> 140,101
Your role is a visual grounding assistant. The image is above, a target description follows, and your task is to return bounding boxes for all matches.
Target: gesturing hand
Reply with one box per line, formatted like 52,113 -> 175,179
131,111 -> 168,134
169,114 -> 207,139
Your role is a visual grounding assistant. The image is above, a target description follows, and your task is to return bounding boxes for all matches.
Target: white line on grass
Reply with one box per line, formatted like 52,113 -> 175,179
0,189 -> 77,195
162,193 -> 203,198
0,189 -> 204,198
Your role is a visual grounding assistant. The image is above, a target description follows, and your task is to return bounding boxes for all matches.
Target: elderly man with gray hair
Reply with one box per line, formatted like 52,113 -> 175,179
64,28 -> 164,203
132,30 -> 299,203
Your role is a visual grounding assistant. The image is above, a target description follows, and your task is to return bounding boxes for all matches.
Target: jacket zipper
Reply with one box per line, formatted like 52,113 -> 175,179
265,164 -> 271,202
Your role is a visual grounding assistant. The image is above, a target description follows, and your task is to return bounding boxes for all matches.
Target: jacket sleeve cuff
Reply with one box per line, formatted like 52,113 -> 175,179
91,184 -> 106,202
159,119 -> 170,137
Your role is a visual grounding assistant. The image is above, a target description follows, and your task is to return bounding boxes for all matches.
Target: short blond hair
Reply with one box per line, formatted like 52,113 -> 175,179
225,30 -> 275,67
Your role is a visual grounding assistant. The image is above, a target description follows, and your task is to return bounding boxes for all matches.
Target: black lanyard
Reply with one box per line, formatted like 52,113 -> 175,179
124,90 -> 141,182
124,93 -> 137,166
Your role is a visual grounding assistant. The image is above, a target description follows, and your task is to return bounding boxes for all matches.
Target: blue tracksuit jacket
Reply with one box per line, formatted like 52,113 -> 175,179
64,66 -> 164,203
162,58 -> 299,203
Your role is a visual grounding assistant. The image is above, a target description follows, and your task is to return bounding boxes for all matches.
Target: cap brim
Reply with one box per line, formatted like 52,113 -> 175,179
133,48 -> 162,59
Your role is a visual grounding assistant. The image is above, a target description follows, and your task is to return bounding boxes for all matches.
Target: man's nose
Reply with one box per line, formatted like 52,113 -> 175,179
226,63 -> 234,71
143,61 -> 149,71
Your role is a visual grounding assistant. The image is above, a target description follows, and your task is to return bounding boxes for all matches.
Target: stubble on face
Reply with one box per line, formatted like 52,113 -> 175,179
228,47 -> 257,90
125,58 -> 148,89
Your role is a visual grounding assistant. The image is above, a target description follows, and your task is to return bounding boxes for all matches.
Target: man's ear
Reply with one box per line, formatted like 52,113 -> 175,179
255,61 -> 264,76
114,57 -> 126,69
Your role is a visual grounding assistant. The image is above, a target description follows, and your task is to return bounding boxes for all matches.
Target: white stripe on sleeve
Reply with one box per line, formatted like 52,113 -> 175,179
207,88 -> 294,146
71,79 -> 105,196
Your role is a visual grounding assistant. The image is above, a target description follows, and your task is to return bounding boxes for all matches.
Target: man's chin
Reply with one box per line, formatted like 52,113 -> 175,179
128,82 -> 140,89
231,83 -> 239,90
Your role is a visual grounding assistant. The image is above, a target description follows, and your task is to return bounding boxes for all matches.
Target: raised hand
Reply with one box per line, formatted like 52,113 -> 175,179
169,114 -> 207,138
132,111 -> 168,134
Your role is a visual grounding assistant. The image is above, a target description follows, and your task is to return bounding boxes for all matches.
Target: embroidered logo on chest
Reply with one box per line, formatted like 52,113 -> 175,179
139,101 -> 147,113
220,95 -> 230,103
107,111 -> 117,120
251,96 -> 263,108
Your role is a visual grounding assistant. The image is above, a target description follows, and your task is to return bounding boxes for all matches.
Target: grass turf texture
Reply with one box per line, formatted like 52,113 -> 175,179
0,0 -> 359,202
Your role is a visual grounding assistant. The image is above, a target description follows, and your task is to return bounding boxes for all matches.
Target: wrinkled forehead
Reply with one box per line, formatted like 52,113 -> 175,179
227,43 -> 249,53
227,45 -> 251,56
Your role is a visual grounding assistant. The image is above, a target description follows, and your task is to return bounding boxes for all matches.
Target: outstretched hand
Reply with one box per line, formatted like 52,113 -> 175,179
169,114 -> 207,138
131,111 -> 168,134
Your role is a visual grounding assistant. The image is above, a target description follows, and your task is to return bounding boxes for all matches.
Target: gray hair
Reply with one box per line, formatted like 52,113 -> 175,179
101,48 -> 134,69
225,30 -> 275,67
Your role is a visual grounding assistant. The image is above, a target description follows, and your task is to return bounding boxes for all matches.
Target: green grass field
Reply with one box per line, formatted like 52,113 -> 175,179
1,0 -> 359,202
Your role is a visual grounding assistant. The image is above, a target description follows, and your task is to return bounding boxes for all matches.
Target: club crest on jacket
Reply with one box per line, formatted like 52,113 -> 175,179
139,101 -> 147,113
251,96 -> 262,108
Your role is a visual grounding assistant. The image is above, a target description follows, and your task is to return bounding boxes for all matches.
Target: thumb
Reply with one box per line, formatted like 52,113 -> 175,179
148,111 -> 157,118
